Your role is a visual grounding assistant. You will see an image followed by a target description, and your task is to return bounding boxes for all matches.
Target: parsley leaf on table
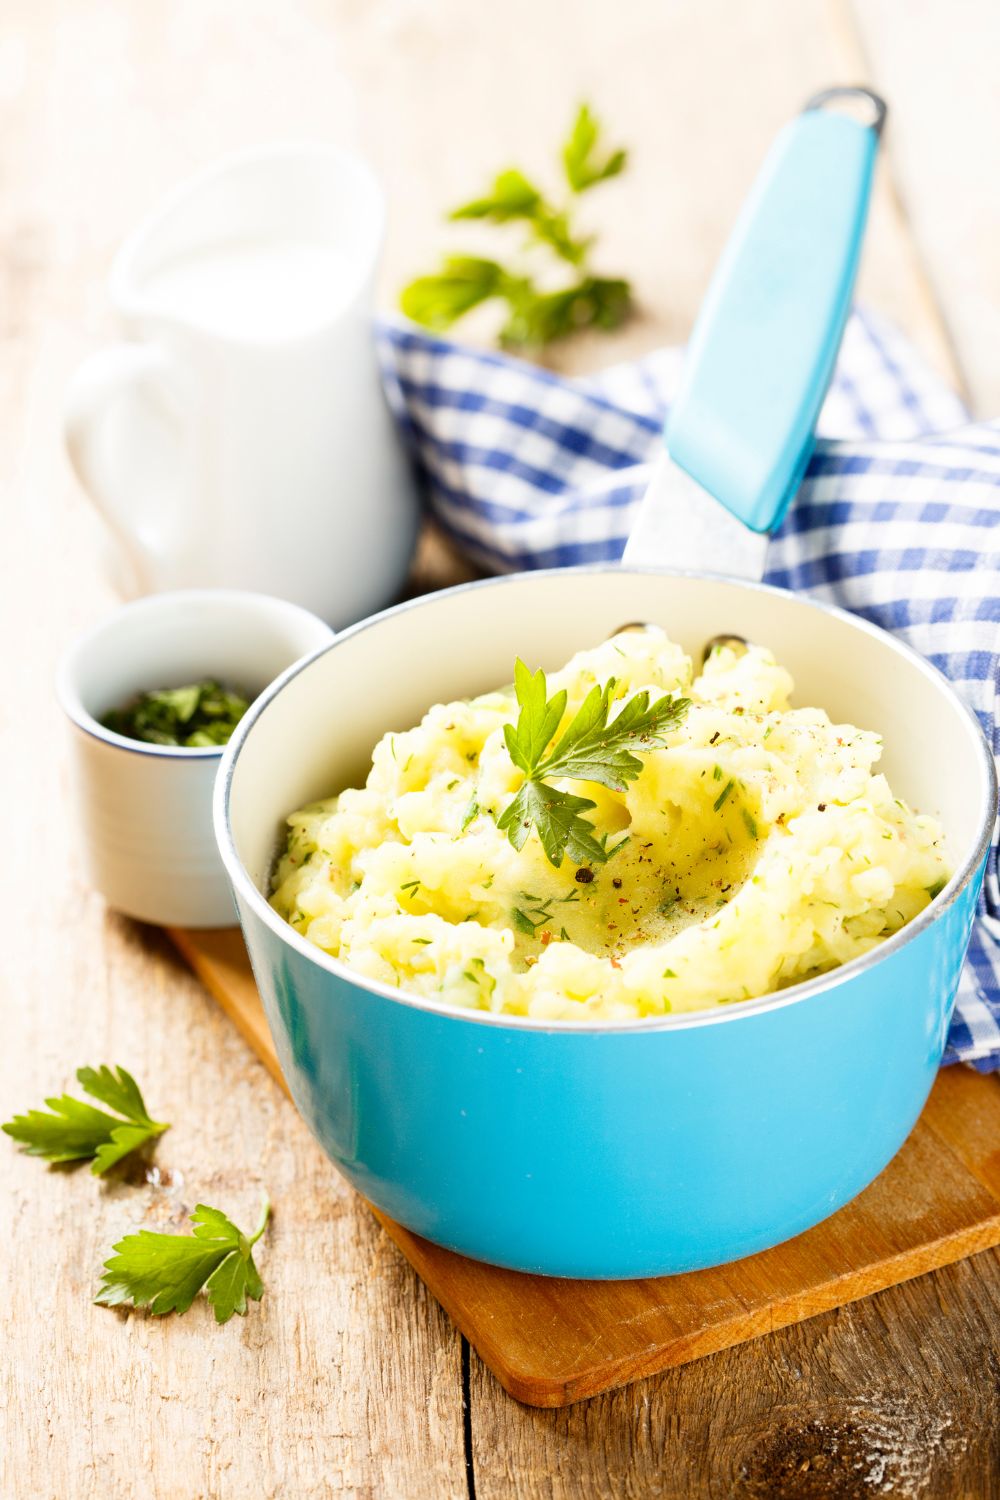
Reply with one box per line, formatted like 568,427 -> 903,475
95,1197 -> 270,1323
496,660 -> 690,869
2,1065 -> 169,1175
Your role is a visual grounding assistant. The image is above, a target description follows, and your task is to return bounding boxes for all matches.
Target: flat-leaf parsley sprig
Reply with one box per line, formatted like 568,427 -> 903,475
2,1065 -> 169,1176
95,1197 -> 271,1324
400,102 -> 632,350
497,660 -> 690,868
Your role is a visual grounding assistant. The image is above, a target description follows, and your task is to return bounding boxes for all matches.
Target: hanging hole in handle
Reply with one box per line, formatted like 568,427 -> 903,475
803,86 -> 887,138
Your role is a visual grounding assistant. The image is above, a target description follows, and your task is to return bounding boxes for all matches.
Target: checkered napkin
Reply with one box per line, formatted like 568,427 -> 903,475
377,309 -> 1000,1071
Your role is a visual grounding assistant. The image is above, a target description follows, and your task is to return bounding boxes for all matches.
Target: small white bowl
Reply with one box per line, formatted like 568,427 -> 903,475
57,589 -> 334,927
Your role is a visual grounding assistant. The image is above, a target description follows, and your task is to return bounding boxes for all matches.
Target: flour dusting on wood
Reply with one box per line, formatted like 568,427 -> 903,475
739,1393 -> 968,1497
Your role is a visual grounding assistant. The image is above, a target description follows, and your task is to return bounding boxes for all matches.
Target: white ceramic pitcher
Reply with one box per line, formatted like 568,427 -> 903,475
64,145 -> 420,627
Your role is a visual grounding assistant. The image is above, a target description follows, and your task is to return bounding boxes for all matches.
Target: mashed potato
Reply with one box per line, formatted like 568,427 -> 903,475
271,629 -> 949,1021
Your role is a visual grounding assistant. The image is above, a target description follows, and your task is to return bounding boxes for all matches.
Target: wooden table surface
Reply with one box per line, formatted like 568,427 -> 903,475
3,2 -> 999,1495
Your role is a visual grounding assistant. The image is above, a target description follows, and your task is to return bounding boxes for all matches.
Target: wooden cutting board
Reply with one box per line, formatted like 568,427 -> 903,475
170,926 -> 1000,1408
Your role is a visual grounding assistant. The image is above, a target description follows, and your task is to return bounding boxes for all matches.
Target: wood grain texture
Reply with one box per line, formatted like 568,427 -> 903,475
0,922 -> 467,1500
850,0 -> 1000,416
2,0 -> 1000,1492
469,1257 -> 1000,1500
169,927 -> 1000,1408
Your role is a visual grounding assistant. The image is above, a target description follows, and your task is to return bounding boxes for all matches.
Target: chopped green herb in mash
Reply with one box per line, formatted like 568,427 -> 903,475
270,629 -> 949,1023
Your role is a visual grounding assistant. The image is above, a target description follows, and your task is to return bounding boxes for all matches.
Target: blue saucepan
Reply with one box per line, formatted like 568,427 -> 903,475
214,93 -> 995,1277
214,568 -> 994,1277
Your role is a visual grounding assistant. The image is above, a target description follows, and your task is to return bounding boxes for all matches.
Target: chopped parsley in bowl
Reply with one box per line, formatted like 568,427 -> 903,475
102,679 -> 249,749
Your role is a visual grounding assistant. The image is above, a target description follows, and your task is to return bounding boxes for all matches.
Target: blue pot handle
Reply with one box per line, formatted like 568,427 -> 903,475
665,87 -> 886,536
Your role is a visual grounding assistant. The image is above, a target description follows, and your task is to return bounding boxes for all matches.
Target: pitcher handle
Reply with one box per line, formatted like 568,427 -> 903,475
64,342 -> 191,583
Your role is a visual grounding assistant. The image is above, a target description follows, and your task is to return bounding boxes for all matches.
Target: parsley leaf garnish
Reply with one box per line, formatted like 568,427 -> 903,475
95,1197 -> 270,1323
500,781 -> 608,867
496,659 -> 689,868
3,1065 -> 169,1175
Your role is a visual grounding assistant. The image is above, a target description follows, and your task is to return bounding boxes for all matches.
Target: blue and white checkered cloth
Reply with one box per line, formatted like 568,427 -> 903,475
378,309 -> 1000,1071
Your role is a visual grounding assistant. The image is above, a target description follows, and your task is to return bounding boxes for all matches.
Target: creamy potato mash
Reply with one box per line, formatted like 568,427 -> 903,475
271,630 -> 949,1020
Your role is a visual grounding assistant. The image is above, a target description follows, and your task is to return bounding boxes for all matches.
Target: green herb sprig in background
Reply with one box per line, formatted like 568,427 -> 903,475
497,660 -> 690,868
401,103 -> 632,350
2,1065 -> 169,1175
95,1197 -> 270,1324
